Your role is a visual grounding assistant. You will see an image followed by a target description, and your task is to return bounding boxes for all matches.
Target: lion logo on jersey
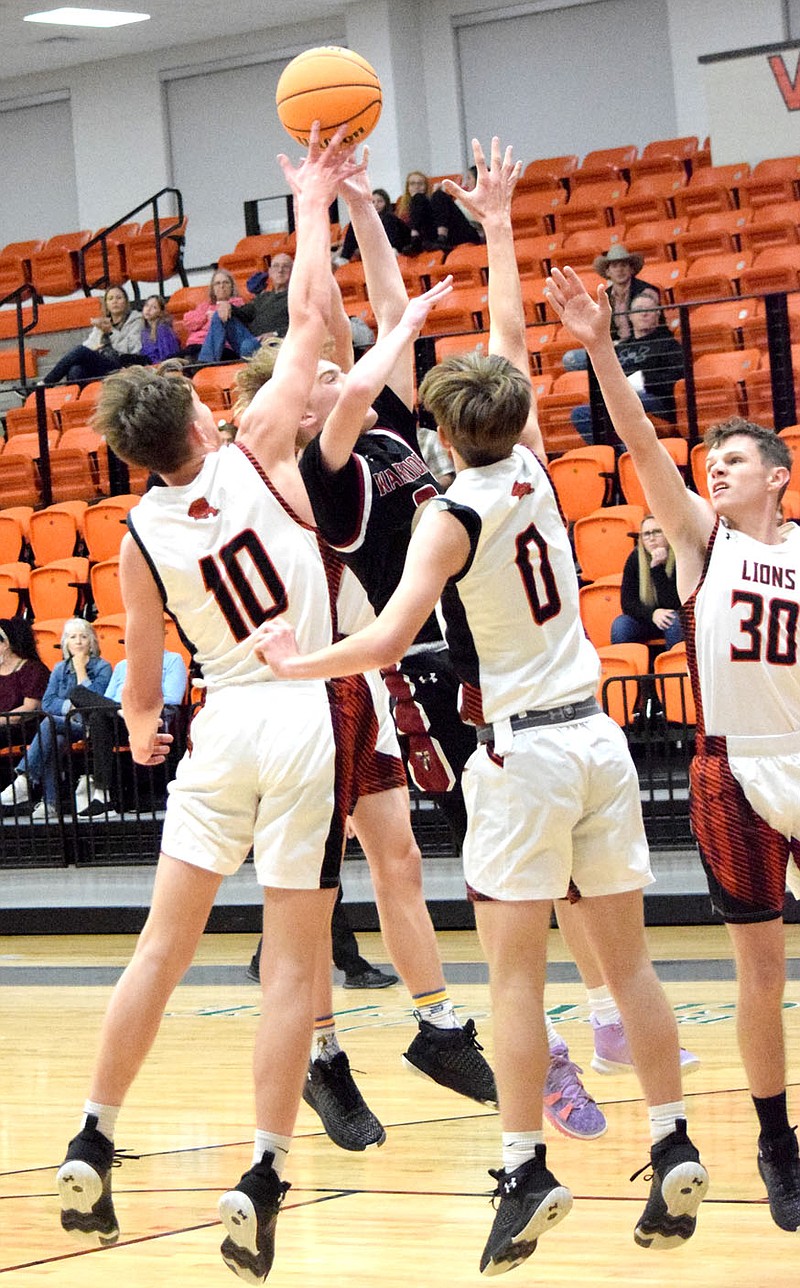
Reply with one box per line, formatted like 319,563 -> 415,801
188,498 -> 220,520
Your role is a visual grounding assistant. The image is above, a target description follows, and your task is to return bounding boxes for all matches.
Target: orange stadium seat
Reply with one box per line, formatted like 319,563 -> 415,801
83,495 -> 139,562
738,156 -> 800,208
92,613 -> 127,669
0,239 -> 44,293
573,505 -> 644,581
571,145 -> 637,185
639,258 -> 689,301
596,643 -> 651,727
739,201 -> 800,255
434,331 -> 489,363
686,299 -> 762,357
673,209 -> 753,261
4,384 -> 79,438
739,246 -> 800,296
90,557 -> 123,616
47,447 -> 105,504
520,156 -> 578,190
551,228 -> 625,273
32,618 -> 66,667
654,643 -> 696,726
29,231 -> 92,297
0,455 -> 41,507
0,509 -> 31,563
29,502 -> 87,565
553,181 -> 627,236
672,164 -> 751,219
614,172 -> 688,225
125,217 -> 188,285
0,562 -> 30,617
431,243 -> 488,288
623,217 -> 689,263
80,223 -> 140,290
548,445 -> 616,521
671,251 -> 753,304
511,188 -> 567,235
28,558 -> 89,621
514,233 -> 564,278
217,233 -> 291,279
578,574 -> 623,648
617,439 -> 687,506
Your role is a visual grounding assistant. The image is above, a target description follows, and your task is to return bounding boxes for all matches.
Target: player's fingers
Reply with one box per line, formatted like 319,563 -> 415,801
471,137 -> 487,171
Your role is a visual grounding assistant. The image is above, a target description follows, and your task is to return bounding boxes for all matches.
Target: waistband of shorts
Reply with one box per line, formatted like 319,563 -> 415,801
403,639 -> 448,659
476,697 -> 601,744
701,727 -> 800,759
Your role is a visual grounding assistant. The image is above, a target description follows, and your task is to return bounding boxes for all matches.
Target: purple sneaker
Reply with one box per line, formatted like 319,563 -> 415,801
590,1018 -> 700,1076
543,1041 -> 607,1140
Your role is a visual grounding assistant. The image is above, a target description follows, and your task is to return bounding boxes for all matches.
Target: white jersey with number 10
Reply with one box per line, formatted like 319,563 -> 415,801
127,444 -> 338,691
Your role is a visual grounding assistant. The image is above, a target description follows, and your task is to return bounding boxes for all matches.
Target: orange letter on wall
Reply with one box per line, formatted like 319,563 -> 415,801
769,54 -> 800,110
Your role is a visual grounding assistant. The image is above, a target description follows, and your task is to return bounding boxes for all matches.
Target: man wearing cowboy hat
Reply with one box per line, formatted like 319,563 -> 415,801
593,244 -> 658,342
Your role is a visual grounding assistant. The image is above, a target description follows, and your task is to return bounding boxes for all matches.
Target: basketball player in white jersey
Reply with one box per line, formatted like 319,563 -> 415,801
254,138 -> 708,1276
545,263 -> 800,1234
55,127 -> 370,1285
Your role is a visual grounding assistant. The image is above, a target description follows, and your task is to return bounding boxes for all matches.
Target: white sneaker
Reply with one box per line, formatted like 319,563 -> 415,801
0,777 -> 30,807
74,774 -> 93,813
31,800 -> 49,822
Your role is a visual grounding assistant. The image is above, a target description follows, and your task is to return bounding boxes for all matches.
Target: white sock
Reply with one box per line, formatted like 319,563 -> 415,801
648,1100 -> 686,1145
587,986 -> 621,1027
82,1100 -> 120,1143
311,1020 -> 341,1062
502,1129 -> 545,1172
252,1130 -> 291,1176
545,1013 -> 565,1052
414,989 -> 460,1029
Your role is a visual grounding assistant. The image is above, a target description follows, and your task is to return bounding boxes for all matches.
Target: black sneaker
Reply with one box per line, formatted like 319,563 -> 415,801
758,1128 -> 800,1231
479,1145 -> 572,1277
632,1119 -> 709,1249
403,1017 -> 497,1106
219,1150 -> 290,1284
302,1051 -> 386,1151
56,1114 -> 120,1246
343,966 -> 399,989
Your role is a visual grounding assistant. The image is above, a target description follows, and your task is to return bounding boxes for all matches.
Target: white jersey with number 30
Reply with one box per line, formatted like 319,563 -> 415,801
691,520 -> 800,736
128,443 -> 337,690
436,444 -> 599,725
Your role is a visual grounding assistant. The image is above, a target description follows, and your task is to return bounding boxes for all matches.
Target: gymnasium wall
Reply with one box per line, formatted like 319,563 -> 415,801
0,0 -> 789,269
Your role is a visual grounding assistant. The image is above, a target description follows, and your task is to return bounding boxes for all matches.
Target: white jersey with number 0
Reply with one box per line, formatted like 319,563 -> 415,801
436,444 -> 599,725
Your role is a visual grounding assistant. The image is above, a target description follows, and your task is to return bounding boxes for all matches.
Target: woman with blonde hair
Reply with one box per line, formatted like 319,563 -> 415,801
0,619 -> 111,820
611,515 -> 683,650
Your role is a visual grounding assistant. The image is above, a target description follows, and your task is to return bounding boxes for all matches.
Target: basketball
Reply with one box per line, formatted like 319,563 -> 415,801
276,46 -> 382,149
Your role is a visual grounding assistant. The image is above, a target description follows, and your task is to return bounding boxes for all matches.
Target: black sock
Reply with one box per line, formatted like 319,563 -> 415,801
753,1091 -> 791,1143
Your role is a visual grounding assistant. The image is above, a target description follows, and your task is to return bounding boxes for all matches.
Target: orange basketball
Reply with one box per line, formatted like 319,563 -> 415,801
276,46 -> 382,149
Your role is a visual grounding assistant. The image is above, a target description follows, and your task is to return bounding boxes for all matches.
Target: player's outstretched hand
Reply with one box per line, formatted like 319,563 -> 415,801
278,122 -> 367,205
544,266 -> 612,349
130,727 -> 173,768
441,136 -> 521,226
402,276 -> 454,334
253,619 -> 300,677
338,144 -> 374,207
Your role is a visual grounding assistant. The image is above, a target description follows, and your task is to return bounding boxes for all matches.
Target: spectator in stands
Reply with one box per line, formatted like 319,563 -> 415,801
570,288 -> 683,443
139,294 -> 180,365
0,619 -> 111,821
43,286 -> 143,386
611,515 -> 683,651
197,254 -> 293,362
0,619 -> 50,729
396,169 -> 482,254
69,650 -> 187,819
181,269 -> 244,361
593,244 -> 660,342
563,245 -> 660,372
336,188 -> 410,263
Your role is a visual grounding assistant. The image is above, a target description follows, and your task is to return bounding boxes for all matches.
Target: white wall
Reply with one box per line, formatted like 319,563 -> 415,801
0,0 -> 789,264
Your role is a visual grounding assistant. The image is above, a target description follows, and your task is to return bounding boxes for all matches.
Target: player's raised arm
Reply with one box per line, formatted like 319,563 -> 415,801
318,278 -> 453,472
236,124 -> 365,465
339,149 -> 415,405
253,502 -> 469,678
545,266 -> 714,572
443,138 -> 543,460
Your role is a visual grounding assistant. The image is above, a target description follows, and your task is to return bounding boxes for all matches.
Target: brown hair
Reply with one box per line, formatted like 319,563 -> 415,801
704,416 -> 792,472
419,353 -> 531,466
93,367 -> 194,475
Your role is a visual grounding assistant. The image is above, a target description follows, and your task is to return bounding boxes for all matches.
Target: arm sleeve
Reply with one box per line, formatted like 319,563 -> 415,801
105,662 -> 126,703
110,313 -> 143,356
650,563 -> 682,610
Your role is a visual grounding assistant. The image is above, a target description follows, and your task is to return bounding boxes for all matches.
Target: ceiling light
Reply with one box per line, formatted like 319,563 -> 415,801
24,8 -> 150,28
